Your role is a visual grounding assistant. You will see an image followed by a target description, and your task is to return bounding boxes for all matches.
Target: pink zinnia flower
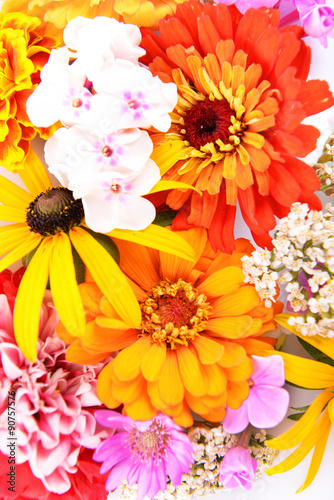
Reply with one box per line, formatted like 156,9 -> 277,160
219,446 -> 257,490
93,410 -> 195,500
0,293 -> 108,495
222,355 -> 290,434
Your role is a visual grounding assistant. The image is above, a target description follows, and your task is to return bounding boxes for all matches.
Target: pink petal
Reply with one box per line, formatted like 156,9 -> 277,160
248,385 -> 290,428
220,446 -> 257,490
105,458 -> 132,491
222,400 -> 249,434
251,355 -> 285,387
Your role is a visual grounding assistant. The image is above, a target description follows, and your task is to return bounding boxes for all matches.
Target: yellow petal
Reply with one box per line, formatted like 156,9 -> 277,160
151,140 -> 187,176
266,411 -> 331,477
113,337 -> 151,381
124,391 -> 158,421
141,342 -> 166,382
276,313 -> 334,362
328,398 -> 334,427
207,316 -> 252,339
0,205 -> 26,222
192,335 -> 224,364
97,361 -> 122,408
70,226 -> 141,327
112,375 -> 146,405
0,175 -> 33,209
148,180 -> 202,196
158,350 -> 185,406
49,233 -> 86,337
66,339 -> 108,364
271,351 -> 334,389
14,238 -> 53,361
217,341 -> 246,367
266,389 -> 333,450
109,224 -> 196,262
18,147 -> 52,196
202,363 -> 228,396
0,229 -> 41,272
213,285 -> 261,317
177,346 -> 208,396
224,355 -> 253,382
296,409 -> 332,492
197,266 -> 244,298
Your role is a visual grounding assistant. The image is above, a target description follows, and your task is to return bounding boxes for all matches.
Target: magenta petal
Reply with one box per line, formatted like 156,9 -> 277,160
248,385 -> 290,428
222,400 -> 249,434
251,355 -> 285,387
94,409 -> 132,430
219,446 -> 257,490
137,464 -> 153,500
105,459 -> 132,492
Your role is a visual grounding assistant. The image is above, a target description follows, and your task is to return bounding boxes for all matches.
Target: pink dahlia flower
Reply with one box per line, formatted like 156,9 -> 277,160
222,355 -> 290,434
93,410 -> 196,500
219,446 -> 257,490
0,293 -> 108,496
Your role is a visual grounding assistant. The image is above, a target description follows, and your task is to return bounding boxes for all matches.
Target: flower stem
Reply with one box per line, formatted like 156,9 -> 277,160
237,424 -> 253,448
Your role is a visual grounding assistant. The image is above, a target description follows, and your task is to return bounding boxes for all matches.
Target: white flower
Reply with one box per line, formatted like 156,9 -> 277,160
69,159 -> 160,233
63,17 -> 145,80
45,124 -> 153,186
93,60 -> 177,132
26,55 -> 91,128
308,271 -> 330,293
308,297 -> 330,314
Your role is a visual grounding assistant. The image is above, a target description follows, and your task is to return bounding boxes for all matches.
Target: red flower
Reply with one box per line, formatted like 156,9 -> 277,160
141,1 -> 334,252
0,267 -> 25,311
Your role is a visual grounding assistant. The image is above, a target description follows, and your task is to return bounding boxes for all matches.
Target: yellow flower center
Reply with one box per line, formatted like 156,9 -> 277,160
140,278 -> 211,349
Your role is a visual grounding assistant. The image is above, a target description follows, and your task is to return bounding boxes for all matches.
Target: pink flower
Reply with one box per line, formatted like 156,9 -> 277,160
295,0 -> 334,41
222,355 -> 290,434
214,0 -> 279,13
219,446 -> 257,490
93,410 -> 195,500
0,294 -> 108,495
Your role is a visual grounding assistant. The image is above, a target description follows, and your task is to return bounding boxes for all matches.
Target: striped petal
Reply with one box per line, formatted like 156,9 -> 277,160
158,350 -> 185,406
0,176 -> 33,209
266,389 -> 333,450
197,266 -> 244,298
113,337 -> 151,382
192,335 -> 224,364
49,232 -> 86,338
70,226 -> 141,327
0,228 -> 41,272
108,224 -> 196,262
177,346 -> 208,396
14,238 -> 53,361
141,342 -> 166,382
207,316 -> 252,339
213,286 -> 261,317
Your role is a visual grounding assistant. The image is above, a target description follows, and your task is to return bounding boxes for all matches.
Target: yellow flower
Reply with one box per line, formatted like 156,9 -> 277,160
265,349 -> 334,492
0,12 -> 60,171
1,0 -> 187,31
0,151 -> 195,361
62,230 -> 280,426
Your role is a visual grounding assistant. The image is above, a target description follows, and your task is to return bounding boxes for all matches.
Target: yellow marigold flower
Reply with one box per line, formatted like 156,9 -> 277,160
0,12 -> 60,171
62,229 -> 281,426
0,152 -> 195,362
265,350 -> 334,492
1,0 -> 187,31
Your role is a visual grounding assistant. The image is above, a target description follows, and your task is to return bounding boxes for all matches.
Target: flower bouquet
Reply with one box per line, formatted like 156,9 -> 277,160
0,0 -> 334,498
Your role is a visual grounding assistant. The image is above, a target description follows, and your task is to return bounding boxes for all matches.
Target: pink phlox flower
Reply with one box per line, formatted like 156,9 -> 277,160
214,0 -> 279,13
222,355 -> 290,434
93,410 -> 195,500
219,446 -> 257,490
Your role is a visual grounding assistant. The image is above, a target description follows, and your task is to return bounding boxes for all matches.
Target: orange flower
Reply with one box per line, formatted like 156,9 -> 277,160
0,12 -> 59,171
62,228 -> 281,426
1,0 -> 187,31
141,1 -> 334,253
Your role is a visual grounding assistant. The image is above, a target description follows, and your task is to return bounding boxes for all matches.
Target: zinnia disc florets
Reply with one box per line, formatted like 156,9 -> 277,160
141,278 -> 211,348
128,420 -> 171,463
26,187 -> 84,236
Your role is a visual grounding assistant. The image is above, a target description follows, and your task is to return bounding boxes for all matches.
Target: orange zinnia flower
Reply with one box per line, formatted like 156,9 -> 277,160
141,1 -> 334,253
62,228 -> 281,426
1,0 -> 187,31
0,12 -> 60,171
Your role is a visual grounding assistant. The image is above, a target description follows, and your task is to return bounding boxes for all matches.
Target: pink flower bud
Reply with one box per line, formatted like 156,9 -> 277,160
219,446 -> 257,490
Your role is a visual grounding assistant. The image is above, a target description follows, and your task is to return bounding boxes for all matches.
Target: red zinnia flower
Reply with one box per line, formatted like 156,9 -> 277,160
141,1 -> 334,252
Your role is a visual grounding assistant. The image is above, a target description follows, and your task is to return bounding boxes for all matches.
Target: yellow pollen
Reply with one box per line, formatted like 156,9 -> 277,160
140,278 -> 211,349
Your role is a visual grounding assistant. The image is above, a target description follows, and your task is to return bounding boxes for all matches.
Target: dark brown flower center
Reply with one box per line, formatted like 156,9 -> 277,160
184,98 -> 235,149
26,187 -> 84,236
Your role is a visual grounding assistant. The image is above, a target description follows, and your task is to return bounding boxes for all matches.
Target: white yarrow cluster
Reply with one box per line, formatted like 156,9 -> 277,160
26,17 -> 178,233
242,202 -> 334,337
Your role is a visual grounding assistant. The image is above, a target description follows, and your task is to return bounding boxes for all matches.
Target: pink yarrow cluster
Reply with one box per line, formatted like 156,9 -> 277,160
0,292 -> 108,498
27,17 -> 177,234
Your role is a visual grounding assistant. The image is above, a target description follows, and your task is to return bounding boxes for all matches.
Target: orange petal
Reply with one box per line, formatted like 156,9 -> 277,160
141,342 -> 166,382
226,380 -> 250,409
197,266 -> 244,298
213,285 -> 261,316
113,337 -> 151,381
173,402 -> 194,427
124,391 -> 158,421
65,339 -> 108,365
207,315 -> 252,339
112,375 -> 146,405
177,346 -> 208,396
225,355 -> 253,382
192,335 -> 225,364
158,350 -> 185,406
97,362 -> 122,409
201,407 -> 227,422
185,391 -> 211,414
202,363 -> 228,396
217,341 -> 246,367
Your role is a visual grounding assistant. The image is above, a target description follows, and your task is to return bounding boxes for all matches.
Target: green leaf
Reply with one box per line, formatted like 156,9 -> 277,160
297,337 -> 334,368
287,412 -> 305,421
71,243 -> 86,284
83,227 -> 120,264
152,211 -> 178,227
290,405 -> 310,412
